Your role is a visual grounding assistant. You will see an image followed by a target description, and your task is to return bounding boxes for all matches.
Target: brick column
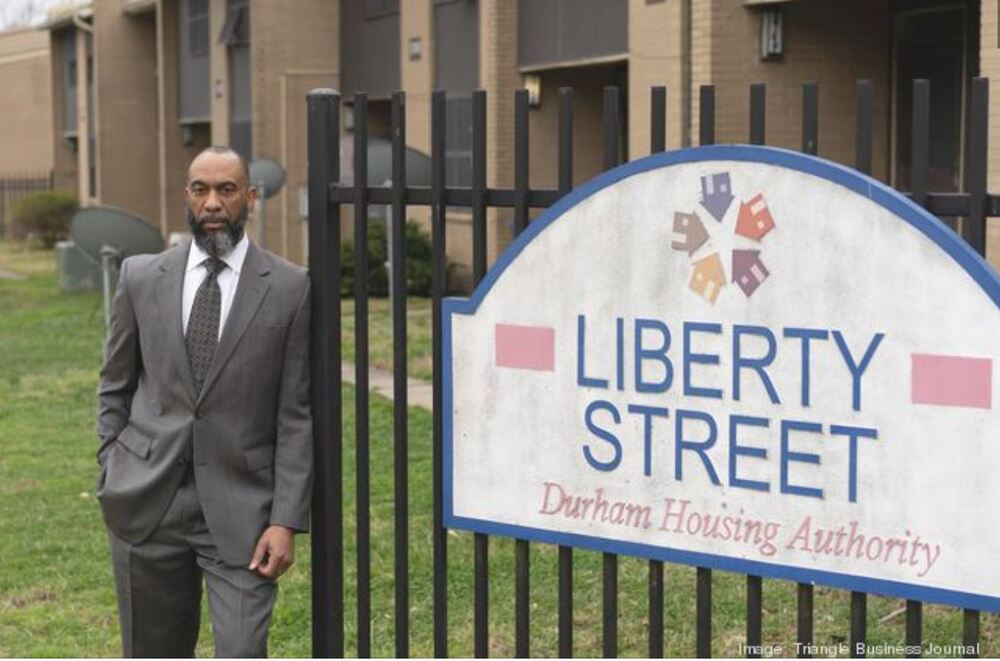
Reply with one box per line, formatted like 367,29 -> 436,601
479,0 -> 518,265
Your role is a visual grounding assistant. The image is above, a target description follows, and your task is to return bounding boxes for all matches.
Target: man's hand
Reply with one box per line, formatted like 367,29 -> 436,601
249,525 -> 295,579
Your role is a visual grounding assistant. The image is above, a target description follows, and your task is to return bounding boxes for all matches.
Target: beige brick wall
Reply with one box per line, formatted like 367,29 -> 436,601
529,65 -> 630,191
250,0 -> 339,264
0,28 -> 53,174
479,0 -> 518,268
401,0 -> 432,156
209,0 -> 228,146
157,0 -> 210,237
94,2 -> 161,224
628,0 -> 686,157
689,0 -> 712,146
704,0 -> 890,180
981,0 -> 1000,271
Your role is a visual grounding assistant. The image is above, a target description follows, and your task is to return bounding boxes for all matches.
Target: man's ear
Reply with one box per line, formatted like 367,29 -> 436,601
247,186 -> 259,205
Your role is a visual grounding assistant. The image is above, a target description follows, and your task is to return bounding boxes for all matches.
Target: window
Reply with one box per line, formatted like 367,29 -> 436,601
365,0 -> 399,19
445,96 -> 473,188
219,0 -> 249,46
188,0 -> 209,56
179,0 -> 211,121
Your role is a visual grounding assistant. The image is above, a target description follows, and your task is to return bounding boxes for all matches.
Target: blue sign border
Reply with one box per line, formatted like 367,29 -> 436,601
442,144 -> 1000,612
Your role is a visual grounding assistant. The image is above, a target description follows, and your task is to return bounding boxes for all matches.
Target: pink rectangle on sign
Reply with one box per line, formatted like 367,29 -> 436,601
911,354 -> 992,409
495,324 -> 555,371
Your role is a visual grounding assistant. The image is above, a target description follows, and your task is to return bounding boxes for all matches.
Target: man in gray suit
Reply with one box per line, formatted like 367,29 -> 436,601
96,146 -> 313,657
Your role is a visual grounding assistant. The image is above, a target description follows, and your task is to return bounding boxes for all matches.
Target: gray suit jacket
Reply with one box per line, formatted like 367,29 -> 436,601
96,238 -> 313,566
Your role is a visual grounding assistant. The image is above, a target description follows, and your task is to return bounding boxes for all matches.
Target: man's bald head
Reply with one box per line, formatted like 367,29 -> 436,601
188,146 -> 250,187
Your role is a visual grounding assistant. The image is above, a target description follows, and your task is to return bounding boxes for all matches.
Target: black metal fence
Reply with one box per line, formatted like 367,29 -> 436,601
306,78 -> 996,658
0,172 -> 53,239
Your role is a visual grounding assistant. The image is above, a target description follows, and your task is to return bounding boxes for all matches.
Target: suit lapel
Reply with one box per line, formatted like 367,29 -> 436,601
196,241 -> 271,405
157,240 -> 198,405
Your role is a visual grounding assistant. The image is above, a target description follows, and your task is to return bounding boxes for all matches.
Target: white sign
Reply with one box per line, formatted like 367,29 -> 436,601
443,146 -> 1000,611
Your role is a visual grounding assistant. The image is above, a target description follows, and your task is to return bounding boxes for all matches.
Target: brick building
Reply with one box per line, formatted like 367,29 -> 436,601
8,0 -> 998,276
0,26 -> 53,177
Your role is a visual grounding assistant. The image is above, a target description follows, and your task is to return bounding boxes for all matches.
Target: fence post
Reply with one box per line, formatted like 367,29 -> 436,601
352,93 -> 373,659
431,89 -> 449,659
306,87 -> 344,659
471,88 -> 490,659
557,86 -> 575,660
390,90 -> 410,658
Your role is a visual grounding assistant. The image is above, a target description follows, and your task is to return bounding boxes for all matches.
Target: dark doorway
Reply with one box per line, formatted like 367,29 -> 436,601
891,2 -> 977,192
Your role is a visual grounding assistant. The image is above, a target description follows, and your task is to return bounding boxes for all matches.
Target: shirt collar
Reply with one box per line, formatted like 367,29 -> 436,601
185,233 -> 250,276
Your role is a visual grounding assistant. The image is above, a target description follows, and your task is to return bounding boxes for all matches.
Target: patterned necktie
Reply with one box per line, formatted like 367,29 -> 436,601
186,257 -> 226,394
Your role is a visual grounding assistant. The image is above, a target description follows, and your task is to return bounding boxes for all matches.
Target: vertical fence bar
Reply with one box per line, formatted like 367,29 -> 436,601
648,562 -> 664,659
850,593 -> 867,658
850,78 -> 874,661
797,583 -> 813,658
855,80 -> 873,176
911,79 -> 930,211
471,88 -> 490,659
430,89 -> 449,659
602,85 -> 620,660
964,77 -> 988,257
905,602 -> 922,658
513,89 -> 530,235
651,86 -> 666,154
695,83 -> 714,660
746,576 -> 762,658
390,91 -> 410,658
696,567 -> 711,658
353,94 -> 372,659
963,609 -> 980,658
745,81 -> 766,660
797,83 -> 819,660
699,85 -> 714,146
307,87 -> 343,659
511,87 -> 531,659
909,97 -> 931,661
802,82 -> 819,155
557,85 -> 575,660
749,83 -> 765,145
647,84 -> 667,660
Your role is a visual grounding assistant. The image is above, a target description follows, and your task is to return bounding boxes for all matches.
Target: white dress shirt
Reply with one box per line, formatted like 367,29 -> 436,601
182,234 -> 249,340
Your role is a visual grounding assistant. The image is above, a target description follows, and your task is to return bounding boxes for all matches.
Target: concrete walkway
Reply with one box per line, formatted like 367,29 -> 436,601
341,361 -> 433,411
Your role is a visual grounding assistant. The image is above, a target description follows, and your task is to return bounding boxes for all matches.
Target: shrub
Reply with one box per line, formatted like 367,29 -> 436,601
8,191 -> 78,248
341,218 -> 437,297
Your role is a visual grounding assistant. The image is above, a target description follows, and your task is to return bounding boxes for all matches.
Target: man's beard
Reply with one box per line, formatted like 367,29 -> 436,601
186,205 -> 250,258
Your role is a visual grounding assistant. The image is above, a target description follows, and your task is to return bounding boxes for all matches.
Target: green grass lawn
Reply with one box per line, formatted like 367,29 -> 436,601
0,240 -> 995,657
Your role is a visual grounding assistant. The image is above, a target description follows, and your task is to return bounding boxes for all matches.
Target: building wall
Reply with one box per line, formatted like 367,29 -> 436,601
0,28 -> 53,175
529,64 -> 632,192
704,0 -> 891,180
401,0 -> 433,157
250,0 -> 339,264
480,0 -> 518,267
209,0 -> 228,146
981,0 -> 1000,271
158,0 -> 211,237
628,0 -> 686,158
94,1 -> 161,223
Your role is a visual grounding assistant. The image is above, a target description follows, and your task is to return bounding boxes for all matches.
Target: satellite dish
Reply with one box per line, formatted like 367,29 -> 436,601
249,158 -> 286,199
70,206 -> 164,262
248,159 -> 286,250
70,206 -> 164,327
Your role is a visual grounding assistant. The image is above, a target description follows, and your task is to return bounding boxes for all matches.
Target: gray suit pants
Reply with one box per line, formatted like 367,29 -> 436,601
107,471 -> 277,657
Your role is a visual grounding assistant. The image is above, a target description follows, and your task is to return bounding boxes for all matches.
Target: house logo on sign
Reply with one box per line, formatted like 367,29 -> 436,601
671,172 -> 776,304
